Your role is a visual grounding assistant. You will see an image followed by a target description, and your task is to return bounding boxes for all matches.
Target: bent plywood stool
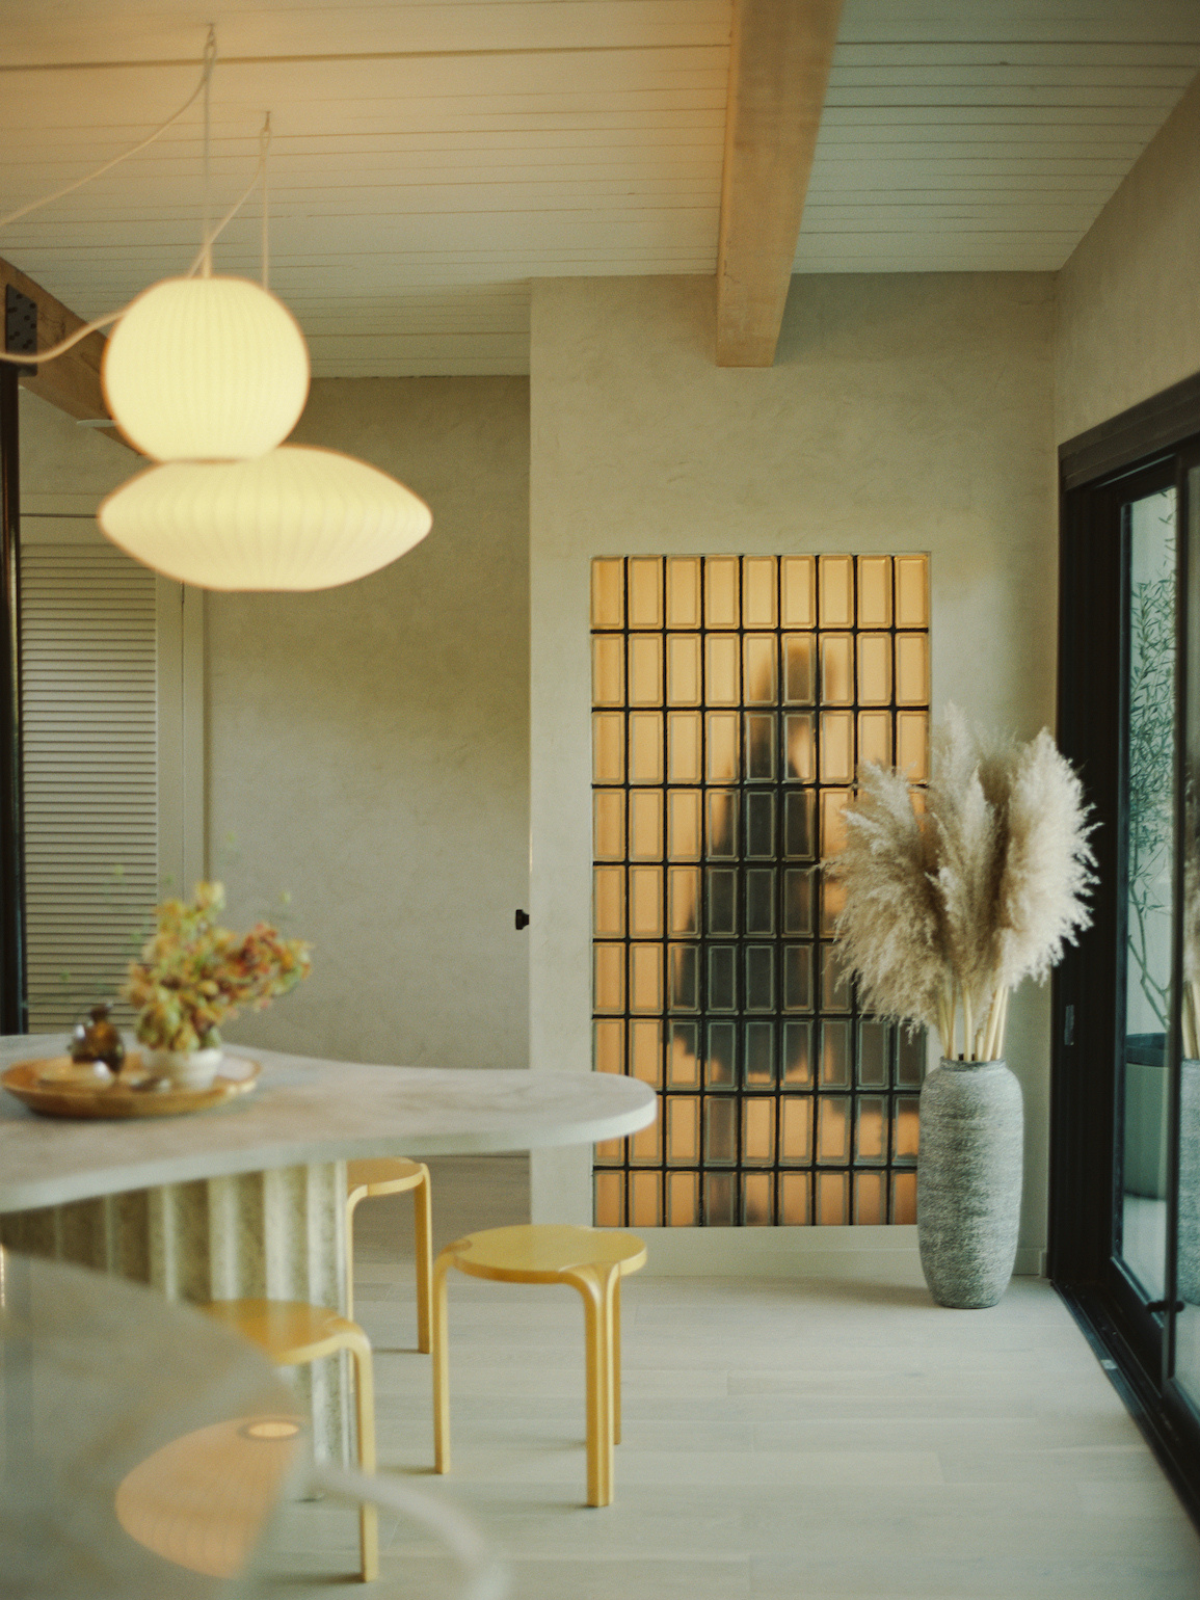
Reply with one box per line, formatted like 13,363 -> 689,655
202,1299 -> 379,1583
346,1157 -> 433,1348
432,1223 -> 646,1508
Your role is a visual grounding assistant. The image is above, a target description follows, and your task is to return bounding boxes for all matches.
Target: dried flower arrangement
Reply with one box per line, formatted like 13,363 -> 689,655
826,708 -> 1096,1062
122,880 -> 311,1053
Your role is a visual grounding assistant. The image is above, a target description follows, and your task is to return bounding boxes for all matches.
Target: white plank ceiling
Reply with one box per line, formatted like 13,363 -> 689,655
0,0 -> 1197,377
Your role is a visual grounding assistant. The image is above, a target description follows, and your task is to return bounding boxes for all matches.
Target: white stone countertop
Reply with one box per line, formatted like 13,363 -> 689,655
0,1036 -> 657,1212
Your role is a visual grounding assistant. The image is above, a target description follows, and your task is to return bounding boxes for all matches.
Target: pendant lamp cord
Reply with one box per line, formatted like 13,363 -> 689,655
261,112 -> 272,290
185,115 -> 273,279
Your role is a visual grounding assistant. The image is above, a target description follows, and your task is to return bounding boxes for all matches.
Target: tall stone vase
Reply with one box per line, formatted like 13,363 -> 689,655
1179,1060 -> 1200,1305
917,1058 -> 1024,1309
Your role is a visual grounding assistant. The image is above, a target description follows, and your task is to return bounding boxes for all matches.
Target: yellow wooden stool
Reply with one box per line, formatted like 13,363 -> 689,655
202,1299 -> 379,1583
345,1158 -> 433,1349
432,1224 -> 646,1507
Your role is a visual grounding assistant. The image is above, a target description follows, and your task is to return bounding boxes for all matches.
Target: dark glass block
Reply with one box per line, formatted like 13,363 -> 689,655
783,868 -> 813,936
744,712 -> 776,780
782,1020 -> 813,1086
746,868 -> 775,936
820,1019 -> 851,1088
707,945 -> 737,1011
744,1021 -> 774,1086
705,1022 -> 737,1088
745,945 -> 774,1011
668,1022 -> 701,1087
784,790 -> 815,860
820,943 -> 851,1012
857,1020 -> 891,1088
706,867 -> 737,936
782,945 -> 813,1012
667,942 -> 699,1013
746,790 -> 775,859
704,1171 -> 737,1226
705,1097 -> 737,1165
897,1028 -> 926,1087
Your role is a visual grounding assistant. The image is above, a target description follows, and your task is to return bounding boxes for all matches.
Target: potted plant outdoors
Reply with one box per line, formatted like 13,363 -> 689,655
122,881 -> 311,1088
826,708 -> 1095,1309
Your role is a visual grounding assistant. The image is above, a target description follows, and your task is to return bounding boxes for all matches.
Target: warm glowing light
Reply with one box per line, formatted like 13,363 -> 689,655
98,444 -> 433,591
240,1418 -> 302,1440
102,276 -> 310,461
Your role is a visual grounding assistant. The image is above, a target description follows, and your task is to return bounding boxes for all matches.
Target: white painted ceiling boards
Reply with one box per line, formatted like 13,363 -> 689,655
1,1 -> 1198,377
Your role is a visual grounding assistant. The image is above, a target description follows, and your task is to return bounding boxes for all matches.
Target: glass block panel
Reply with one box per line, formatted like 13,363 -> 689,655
744,1020 -> 774,1085
780,555 -> 815,628
820,710 -> 854,784
782,1020 -> 813,1086
594,944 -> 624,1013
668,866 -> 700,936
780,1095 -> 813,1164
783,945 -> 813,1012
629,865 -> 663,938
743,1097 -> 775,1166
592,712 -> 625,784
666,790 -> 700,860
591,558 -> 624,630
892,1170 -> 918,1224
785,712 -> 815,781
779,1171 -> 812,1224
628,557 -> 663,629
707,945 -> 737,1011
594,1171 -> 625,1227
630,1115 -> 661,1166
706,712 -> 740,783
746,868 -> 775,936
630,1020 -> 662,1085
666,557 -> 702,628
856,634 -> 892,706
668,1022 -> 701,1087
667,1095 -> 701,1165
705,1097 -> 737,1165
628,711 -> 663,785
743,1172 -> 775,1225
743,556 -> 778,628
821,874 -> 845,936
668,710 -> 702,784
594,1018 -> 624,1075
592,634 -> 625,706
784,868 -> 814,936
783,635 -> 815,704
857,710 -> 892,770
706,1022 -> 737,1088
594,789 -> 625,860
897,710 -> 930,780
593,866 -> 625,938
705,1171 -> 737,1226
668,943 -> 699,1013
629,944 -> 663,1013
821,789 -> 850,858
894,553 -> 929,628
897,1031 -> 926,1087
894,1096 -> 921,1162
704,556 -> 740,628
707,867 -> 737,936
895,633 -> 930,705
745,713 -> 776,781
817,1096 -> 851,1163
628,634 -> 663,706
857,555 -> 893,628
821,943 -> 851,1012
746,944 -> 774,1011
819,554 -> 854,627
854,1170 -> 887,1225
816,1171 -> 850,1225
744,635 -> 777,705
746,790 -> 775,858
858,1020 -> 891,1088
630,1170 -> 662,1226
667,1171 -> 700,1225
594,1134 -> 624,1165
855,1097 -> 887,1164
706,635 -> 741,706
666,634 -> 702,705
707,791 -> 739,858
821,1019 -> 851,1087
820,634 -> 855,706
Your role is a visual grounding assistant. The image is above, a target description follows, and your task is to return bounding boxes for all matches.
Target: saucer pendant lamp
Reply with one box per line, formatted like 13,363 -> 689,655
102,276 -> 309,461
98,446 -> 433,592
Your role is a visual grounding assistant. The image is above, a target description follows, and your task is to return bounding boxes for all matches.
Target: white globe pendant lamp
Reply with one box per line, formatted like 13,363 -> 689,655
102,276 -> 309,462
98,446 -> 432,592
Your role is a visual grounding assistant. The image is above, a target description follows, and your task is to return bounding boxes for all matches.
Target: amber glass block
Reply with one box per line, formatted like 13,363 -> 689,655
745,713 -> 776,782
779,1171 -> 812,1224
594,944 -> 624,1013
894,553 -> 929,628
894,1096 -> 920,1161
629,944 -> 663,1013
783,945 -> 813,1012
783,636 -> 815,705
743,635 -> 777,706
668,866 -> 700,936
630,790 -> 664,860
628,634 -> 663,706
854,1171 -> 887,1225
705,1096 -> 737,1164
821,788 -> 850,858
896,710 -> 930,780
892,1170 -> 918,1224
779,555 -> 815,627
668,942 -> 699,1012
668,1022 -> 701,1087
704,556 -> 740,628
819,710 -> 854,784
594,789 -> 625,860
705,634 -> 741,706
821,1019 -> 851,1087
666,556 -> 702,628
784,868 -> 814,937
819,635 -> 854,705
667,789 -> 701,860
895,633 -> 930,706
856,633 -> 892,707
857,710 -> 892,770
821,875 -> 846,936
594,1134 -> 624,1166
591,558 -> 624,630
668,711 -> 702,784
704,716 -> 738,786
667,1170 -> 700,1225
707,790 -> 739,858
743,1171 -> 774,1225
629,1170 -> 662,1226
630,1111 -> 662,1166
817,1096 -> 850,1163
628,712 -> 663,785
857,555 -> 893,628
780,1095 -> 813,1163
594,1171 -> 625,1227
629,865 -> 663,939
592,712 -> 624,784
818,554 -> 854,627
593,865 -> 625,938
704,1171 -> 736,1226
592,634 -> 624,706
743,556 -> 778,628
816,1171 -> 850,1225
666,634 -> 702,705
855,1097 -> 886,1163
667,1095 -> 701,1164
628,556 -> 663,629
784,790 -> 815,859
594,1018 -> 624,1076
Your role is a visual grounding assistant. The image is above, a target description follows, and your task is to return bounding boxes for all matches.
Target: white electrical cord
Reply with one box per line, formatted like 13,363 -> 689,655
186,114 -> 273,281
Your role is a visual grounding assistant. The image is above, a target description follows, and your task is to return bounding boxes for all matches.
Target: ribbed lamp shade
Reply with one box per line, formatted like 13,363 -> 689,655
98,446 -> 433,591
102,277 -> 310,461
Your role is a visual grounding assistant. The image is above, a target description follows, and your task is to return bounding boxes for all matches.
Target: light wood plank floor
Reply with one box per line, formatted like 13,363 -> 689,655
254,1156 -> 1200,1600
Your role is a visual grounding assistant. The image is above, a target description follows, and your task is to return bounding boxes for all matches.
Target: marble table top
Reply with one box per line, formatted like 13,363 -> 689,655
0,1035 -> 657,1213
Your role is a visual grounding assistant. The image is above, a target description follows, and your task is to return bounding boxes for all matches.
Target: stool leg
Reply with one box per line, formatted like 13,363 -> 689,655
346,1331 -> 379,1583
432,1251 -> 454,1473
345,1190 -> 364,1323
413,1167 -> 433,1354
571,1265 -> 617,1507
612,1275 -> 622,1447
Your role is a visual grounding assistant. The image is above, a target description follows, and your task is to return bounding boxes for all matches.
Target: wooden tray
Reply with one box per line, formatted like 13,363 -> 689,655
1,1054 -> 260,1119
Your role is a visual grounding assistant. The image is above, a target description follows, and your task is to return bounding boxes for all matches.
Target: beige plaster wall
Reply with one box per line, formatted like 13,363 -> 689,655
529,273 -> 1058,1259
207,376 -> 531,1068
1056,72 -> 1200,443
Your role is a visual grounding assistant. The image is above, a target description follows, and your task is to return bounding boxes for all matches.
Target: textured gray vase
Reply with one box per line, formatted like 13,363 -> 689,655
1179,1061 -> 1200,1305
917,1058 -> 1024,1309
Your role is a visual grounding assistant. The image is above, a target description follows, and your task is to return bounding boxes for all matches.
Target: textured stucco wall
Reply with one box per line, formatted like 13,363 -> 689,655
208,376 -> 531,1069
529,273 -> 1058,1258
1056,71 -> 1200,444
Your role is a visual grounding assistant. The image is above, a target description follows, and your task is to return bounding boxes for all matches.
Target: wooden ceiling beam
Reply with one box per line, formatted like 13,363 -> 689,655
716,0 -> 844,367
0,255 -> 130,448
